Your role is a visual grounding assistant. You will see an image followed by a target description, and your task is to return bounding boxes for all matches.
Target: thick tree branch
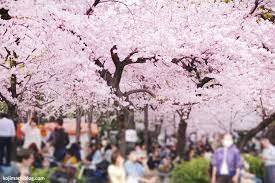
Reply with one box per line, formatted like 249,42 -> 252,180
122,48 -> 138,64
123,55 -> 158,66
197,77 -> 214,88
249,0 -> 263,15
124,89 -> 156,98
125,48 -> 138,60
110,45 -> 120,67
0,8 -> 12,20
176,109 -> 184,118
94,58 -> 114,86
238,112 -> 275,149
260,97 -> 267,120
93,0 -> 101,7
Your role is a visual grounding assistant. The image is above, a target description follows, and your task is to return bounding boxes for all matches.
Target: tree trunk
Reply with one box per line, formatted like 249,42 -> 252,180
237,112 -> 275,149
152,122 -> 162,143
176,118 -> 187,159
117,110 -> 126,155
126,108 -> 135,129
76,108 -> 82,143
117,107 -> 136,155
144,105 -> 149,151
87,107 -> 94,140
7,104 -> 17,121
266,122 -> 275,145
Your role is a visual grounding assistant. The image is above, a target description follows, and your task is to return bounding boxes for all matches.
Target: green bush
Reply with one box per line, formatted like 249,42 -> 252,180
243,154 -> 264,178
31,165 -> 85,183
171,158 -> 210,183
31,168 -> 56,183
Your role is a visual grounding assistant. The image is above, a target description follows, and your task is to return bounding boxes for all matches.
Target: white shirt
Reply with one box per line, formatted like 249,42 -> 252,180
220,148 -> 229,175
262,145 -> 275,166
21,123 -> 42,148
0,117 -> 16,137
108,165 -> 126,183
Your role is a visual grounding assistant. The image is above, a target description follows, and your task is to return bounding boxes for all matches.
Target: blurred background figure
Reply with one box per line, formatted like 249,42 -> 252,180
260,137 -> 275,183
21,117 -> 42,149
0,113 -> 16,166
47,118 -> 69,162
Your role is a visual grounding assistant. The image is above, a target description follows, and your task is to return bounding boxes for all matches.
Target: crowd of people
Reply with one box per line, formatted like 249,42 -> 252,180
0,112 -> 275,183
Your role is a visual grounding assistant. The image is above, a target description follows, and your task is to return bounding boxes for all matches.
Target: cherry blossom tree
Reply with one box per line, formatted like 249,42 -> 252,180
0,0 -> 274,152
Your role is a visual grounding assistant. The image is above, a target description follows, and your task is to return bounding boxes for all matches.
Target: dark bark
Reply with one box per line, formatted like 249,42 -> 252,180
94,46 -> 156,154
126,108 -> 135,129
0,8 -> 12,20
117,111 -> 126,155
249,0 -> 262,15
87,107 -> 94,139
237,112 -> 275,150
266,123 -> 275,145
117,107 -> 136,155
176,119 -> 187,159
144,105 -> 149,152
76,108 -> 82,143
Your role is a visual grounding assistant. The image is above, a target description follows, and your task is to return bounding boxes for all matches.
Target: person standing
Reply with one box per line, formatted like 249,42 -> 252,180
260,137 -> 275,183
21,117 -> 42,149
47,118 -> 69,161
211,133 -> 243,183
0,113 -> 16,165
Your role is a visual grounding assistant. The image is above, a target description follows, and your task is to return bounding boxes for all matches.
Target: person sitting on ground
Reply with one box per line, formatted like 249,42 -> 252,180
28,143 -> 45,168
158,156 -> 172,183
39,142 -> 51,167
203,146 -> 213,161
83,143 -> 97,164
124,149 -> 156,183
16,149 -> 35,183
184,147 -> 196,161
160,146 -> 170,159
108,150 -> 126,183
105,143 -> 117,163
169,145 -> 177,161
159,156 -> 172,174
70,142 -> 81,161
240,157 -> 262,183
147,147 -> 161,170
0,149 -> 33,183
64,146 -> 79,166
92,143 -> 105,165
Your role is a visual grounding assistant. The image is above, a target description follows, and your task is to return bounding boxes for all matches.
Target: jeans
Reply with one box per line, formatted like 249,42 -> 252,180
264,165 -> 275,183
53,148 -> 66,162
0,137 -> 12,166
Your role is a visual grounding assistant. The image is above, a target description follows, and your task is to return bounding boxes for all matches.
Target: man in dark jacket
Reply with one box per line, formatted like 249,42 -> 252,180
48,118 -> 69,161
